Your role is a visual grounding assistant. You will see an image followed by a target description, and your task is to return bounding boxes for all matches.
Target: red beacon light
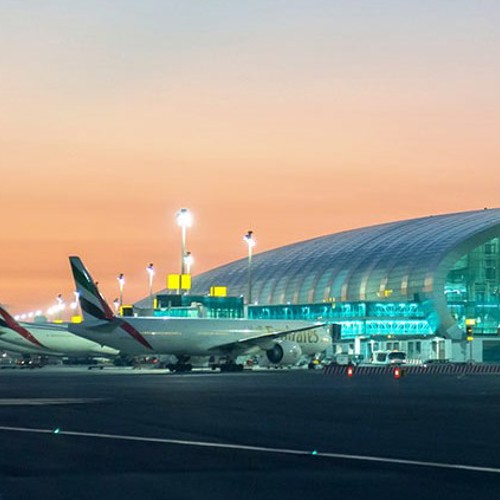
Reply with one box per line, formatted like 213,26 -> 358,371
393,367 -> 401,379
347,365 -> 354,377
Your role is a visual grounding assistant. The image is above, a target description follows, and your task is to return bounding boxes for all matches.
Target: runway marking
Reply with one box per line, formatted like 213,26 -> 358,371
0,398 -> 103,406
0,425 -> 499,475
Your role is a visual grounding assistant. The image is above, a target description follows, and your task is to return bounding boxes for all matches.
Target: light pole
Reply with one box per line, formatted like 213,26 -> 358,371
176,208 -> 193,275
243,230 -> 256,305
117,273 -> 125,311
56,293 -> 65,321
71,291 -> 80,318
113,298 -> 120,315
184,252 -> 194,275
146,263 -> 155,307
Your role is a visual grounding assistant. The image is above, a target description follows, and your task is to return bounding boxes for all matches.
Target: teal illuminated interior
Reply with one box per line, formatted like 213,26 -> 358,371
446,237 -> 499,335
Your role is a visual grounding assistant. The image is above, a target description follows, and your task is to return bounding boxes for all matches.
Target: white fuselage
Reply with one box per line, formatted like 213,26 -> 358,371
0,322 -> 119,357
69,317 -> 329,357
0,335 -> 46,355
281,330 -> 331,356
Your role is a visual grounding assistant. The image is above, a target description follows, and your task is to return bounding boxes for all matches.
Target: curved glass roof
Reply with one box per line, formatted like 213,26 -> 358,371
190,209 -> 500,308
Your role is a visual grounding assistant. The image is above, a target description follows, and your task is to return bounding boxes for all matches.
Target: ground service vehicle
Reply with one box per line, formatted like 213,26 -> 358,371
372,350 -> 407,365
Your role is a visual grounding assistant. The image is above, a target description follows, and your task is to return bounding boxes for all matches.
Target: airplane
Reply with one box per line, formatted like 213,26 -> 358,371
68,256 -> 330,372
145,327 -> 332,371
0,305 -> 119,358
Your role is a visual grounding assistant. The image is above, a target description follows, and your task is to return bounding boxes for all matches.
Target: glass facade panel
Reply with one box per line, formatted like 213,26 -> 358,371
154,294 -> 244,318
249,301 -> 432,339
446,238 -> 500,334
297,273 -> 317,303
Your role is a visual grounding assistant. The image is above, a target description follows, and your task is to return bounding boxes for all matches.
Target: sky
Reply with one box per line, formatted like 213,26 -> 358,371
1,0 -> 499,316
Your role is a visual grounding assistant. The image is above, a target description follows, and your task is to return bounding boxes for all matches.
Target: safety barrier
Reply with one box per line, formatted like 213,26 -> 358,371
323,363 -> 500,376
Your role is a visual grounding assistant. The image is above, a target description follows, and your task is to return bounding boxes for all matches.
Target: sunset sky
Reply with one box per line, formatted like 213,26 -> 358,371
1,1 -> 499,316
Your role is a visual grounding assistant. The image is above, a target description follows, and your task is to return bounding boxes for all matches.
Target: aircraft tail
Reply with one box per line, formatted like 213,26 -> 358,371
69,257 -> 154,351
69,256 -> 115,322
0,305 -> 45,347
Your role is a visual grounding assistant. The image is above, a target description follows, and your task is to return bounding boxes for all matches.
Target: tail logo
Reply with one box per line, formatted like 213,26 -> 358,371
69,257 -> 153,351
0,309 -> 45,348
119,321 -> 153,350
70,257 -> 115,321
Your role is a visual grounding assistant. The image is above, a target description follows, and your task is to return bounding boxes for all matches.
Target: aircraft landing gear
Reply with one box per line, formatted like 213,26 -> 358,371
167,355 -> 192,373
113,355 -> 135,367
219,363 -> 244,373
167,363 -> 193,373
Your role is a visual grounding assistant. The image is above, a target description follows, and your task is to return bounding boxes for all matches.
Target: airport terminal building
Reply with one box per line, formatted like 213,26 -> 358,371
144,209 -> 500,362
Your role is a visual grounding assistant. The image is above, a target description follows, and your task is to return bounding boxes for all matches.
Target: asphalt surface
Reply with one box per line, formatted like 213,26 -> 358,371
0,366 -> 500,499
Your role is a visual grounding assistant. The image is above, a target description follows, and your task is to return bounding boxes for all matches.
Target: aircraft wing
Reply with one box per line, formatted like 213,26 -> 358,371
209,322 -> 328,354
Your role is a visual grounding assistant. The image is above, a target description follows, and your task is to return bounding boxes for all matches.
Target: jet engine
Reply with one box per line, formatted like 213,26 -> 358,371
266,340 -> 302,365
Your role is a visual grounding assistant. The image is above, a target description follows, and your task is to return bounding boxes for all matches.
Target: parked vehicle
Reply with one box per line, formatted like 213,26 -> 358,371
371,350 -> 406,365
334,354 -> 364,366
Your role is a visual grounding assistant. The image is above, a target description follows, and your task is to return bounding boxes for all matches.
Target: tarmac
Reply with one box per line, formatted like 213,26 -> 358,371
1,366 -> 499,499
